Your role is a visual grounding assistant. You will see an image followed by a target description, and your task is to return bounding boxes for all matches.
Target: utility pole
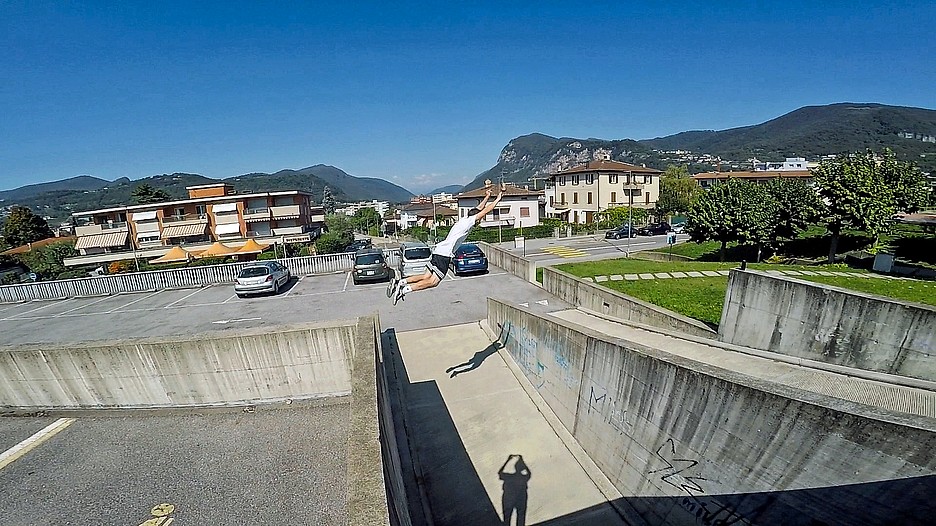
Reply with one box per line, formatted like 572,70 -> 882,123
626,171 -> 633,258
498,168 -> 507,244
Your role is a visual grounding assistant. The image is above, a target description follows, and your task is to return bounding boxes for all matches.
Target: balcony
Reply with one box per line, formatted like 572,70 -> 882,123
161,213 -> 208,225
74,222 -> 128,237
243,207 -> 270,221
271,225 -> 306,236
621,182 -> 645,190
270,204 -> 301,219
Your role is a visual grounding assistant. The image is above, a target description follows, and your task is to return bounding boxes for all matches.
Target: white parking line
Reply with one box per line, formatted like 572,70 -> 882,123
55,295 -> 116,316
4,298 -> 75,319
284,276 -> 304,297
0,303 -> 26,313
106,290 -> 163,313
0,418 -> 76,472
163,285 -> 212,309
342,272 -> 351,292
222,294 -> 237,304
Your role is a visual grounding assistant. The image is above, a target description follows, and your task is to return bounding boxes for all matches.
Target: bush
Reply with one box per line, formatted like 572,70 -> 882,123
315,231 -> 352,254
55,269 -> 92,280
107,260 -> 135,274
189,256 -> 231,266
256,251 -> 278,260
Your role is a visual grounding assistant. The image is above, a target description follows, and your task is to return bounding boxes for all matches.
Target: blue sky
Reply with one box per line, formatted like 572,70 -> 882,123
2,1 -> 934,194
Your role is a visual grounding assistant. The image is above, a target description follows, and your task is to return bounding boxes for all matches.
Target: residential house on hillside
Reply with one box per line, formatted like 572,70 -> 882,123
544,160 -> 662,224
456,184 -> 544,229
66,183 -> 325,267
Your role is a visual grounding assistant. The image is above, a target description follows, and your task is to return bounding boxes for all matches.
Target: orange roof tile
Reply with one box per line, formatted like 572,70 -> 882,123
1,236 -> 76,255
458,184 -> 544,198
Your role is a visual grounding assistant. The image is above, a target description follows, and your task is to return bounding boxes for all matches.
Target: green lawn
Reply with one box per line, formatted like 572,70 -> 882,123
553,258 -> 932,325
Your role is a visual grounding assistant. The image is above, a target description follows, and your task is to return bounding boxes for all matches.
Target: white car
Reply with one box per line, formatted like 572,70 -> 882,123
671,223 -> 686,234
234,261 -> 291,297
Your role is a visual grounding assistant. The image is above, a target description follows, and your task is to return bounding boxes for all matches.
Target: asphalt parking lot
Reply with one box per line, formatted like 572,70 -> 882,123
0,264 -> 565,524
0,264 -> 564,346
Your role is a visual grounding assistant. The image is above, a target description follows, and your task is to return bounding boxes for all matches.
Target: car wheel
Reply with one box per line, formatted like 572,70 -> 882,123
273,281 -> 279,295
353,278 -> 359,286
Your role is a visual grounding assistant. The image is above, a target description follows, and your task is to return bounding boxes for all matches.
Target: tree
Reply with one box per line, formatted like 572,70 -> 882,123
655,164 -> 701,218
1,206 -> 54,247
315,213 -> 354,253
130,184 -> 170,204
351,207 -> 382,234
15,241 -> 76,280
763,178 -> 825,242
877,149 -> 930,214
812,150 -> 917,263
596,207 -> 648,229
686,178 -> 775,261
321,186 -> 336,214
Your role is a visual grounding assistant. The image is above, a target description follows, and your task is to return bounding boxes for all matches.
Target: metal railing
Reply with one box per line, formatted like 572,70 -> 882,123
0,250 -> 400,303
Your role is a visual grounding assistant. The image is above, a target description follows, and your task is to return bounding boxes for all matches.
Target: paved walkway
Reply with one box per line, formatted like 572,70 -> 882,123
387,322 -> 625,525
582,268 -> 905,283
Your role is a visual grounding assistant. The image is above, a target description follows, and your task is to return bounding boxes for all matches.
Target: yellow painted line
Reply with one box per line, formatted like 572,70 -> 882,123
0,417 -> 76,471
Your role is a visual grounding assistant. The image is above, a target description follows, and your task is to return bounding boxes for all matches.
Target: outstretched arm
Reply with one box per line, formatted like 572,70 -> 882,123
476,188 -> 493,210
474,190 -> 503,222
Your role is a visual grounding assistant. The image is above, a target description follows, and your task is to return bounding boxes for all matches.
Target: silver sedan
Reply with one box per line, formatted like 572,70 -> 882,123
234,261 -> 291,297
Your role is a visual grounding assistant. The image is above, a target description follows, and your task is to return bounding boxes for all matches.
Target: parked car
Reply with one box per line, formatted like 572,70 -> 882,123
397,241 -> 433,278
345,238 -> 373,252
637,222 -> 672,236
605,225 -> 636,239
451,243 -> 488,276
670,223 -> 686,234
352,248 -> 391,285
234,261 -> 291,297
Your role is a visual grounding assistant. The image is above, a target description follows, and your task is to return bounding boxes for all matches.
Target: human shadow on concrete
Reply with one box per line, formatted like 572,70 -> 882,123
499,454 -> 531,526
381,328 -> 502,525
445,323 -> 511,378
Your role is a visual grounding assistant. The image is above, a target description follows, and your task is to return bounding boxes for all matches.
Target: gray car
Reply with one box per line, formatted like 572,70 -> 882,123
234,261 -> 291,297
397,241 -> 432,278
352,248 -> 391,285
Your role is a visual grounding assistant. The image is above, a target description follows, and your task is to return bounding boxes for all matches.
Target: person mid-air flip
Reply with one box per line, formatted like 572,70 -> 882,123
388,183 -> 504,305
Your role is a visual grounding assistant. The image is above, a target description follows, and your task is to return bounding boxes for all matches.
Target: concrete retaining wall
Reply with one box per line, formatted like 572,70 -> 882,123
487,298 -> 936,526
478,241 -> 536,283
542,266 -> 716,338
719,269 -> 936,382
632,250 -> 694,262
0,321 -> 359,409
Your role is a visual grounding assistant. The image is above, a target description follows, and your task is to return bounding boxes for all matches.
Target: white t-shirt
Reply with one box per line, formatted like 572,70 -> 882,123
433,215 -> 476,257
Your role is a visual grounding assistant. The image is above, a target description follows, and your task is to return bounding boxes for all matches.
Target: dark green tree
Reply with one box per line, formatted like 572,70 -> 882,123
321,186 -> 336,214
130,183 -> 170,204
15,240 -> 76,280
812,150 -> 902,263
314,213 -> 354,253
877,148 -> 930,214
596,206 -> 649,229
686,178 -> 775,261
655,164 -> 700,218
764,178 -> 825,242
1,206 -> 55,247
351,207 -> 382,234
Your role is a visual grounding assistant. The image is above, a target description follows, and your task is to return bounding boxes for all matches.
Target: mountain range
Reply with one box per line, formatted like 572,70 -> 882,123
2,102 -> 933,223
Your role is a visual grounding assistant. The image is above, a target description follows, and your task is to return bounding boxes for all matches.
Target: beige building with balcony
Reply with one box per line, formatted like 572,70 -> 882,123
455,184 -> 544,228
544,160 -> 662,224
68,183 -> 325,267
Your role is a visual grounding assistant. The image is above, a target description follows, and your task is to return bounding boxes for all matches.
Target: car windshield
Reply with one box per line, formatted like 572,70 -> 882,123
404,247 -> 431,260
355,254 -> 384,265
456,245 -> 482,256
238,267 -> 269,278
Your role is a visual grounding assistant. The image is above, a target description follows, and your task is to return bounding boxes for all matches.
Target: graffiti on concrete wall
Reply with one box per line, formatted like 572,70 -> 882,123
585,384 -> 632,436
501,319 -> 579,390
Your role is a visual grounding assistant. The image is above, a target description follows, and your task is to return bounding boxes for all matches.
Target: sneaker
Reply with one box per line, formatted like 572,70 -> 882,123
386,276 -> 398,298
392,282 -> 406,306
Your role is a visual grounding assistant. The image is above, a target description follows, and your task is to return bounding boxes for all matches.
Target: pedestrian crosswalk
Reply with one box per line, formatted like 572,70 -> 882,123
542,245 -> 588,258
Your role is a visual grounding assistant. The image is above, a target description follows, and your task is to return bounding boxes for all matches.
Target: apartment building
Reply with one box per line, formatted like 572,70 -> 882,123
691,170 -> 813,189
455,184 -> 544,228
544,160 -> 662,224
336,199 -> 390,218
67,183 -> 325,267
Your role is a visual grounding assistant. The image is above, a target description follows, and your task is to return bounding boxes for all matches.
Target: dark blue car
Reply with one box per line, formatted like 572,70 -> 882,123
451,243 -> 488,276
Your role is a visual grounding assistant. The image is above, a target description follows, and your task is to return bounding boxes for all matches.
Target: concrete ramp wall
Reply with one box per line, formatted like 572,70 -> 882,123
487,298 -> 936,526
720,269 -> 936,382
542,266 -> 716,338
0,321 -> 359,409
